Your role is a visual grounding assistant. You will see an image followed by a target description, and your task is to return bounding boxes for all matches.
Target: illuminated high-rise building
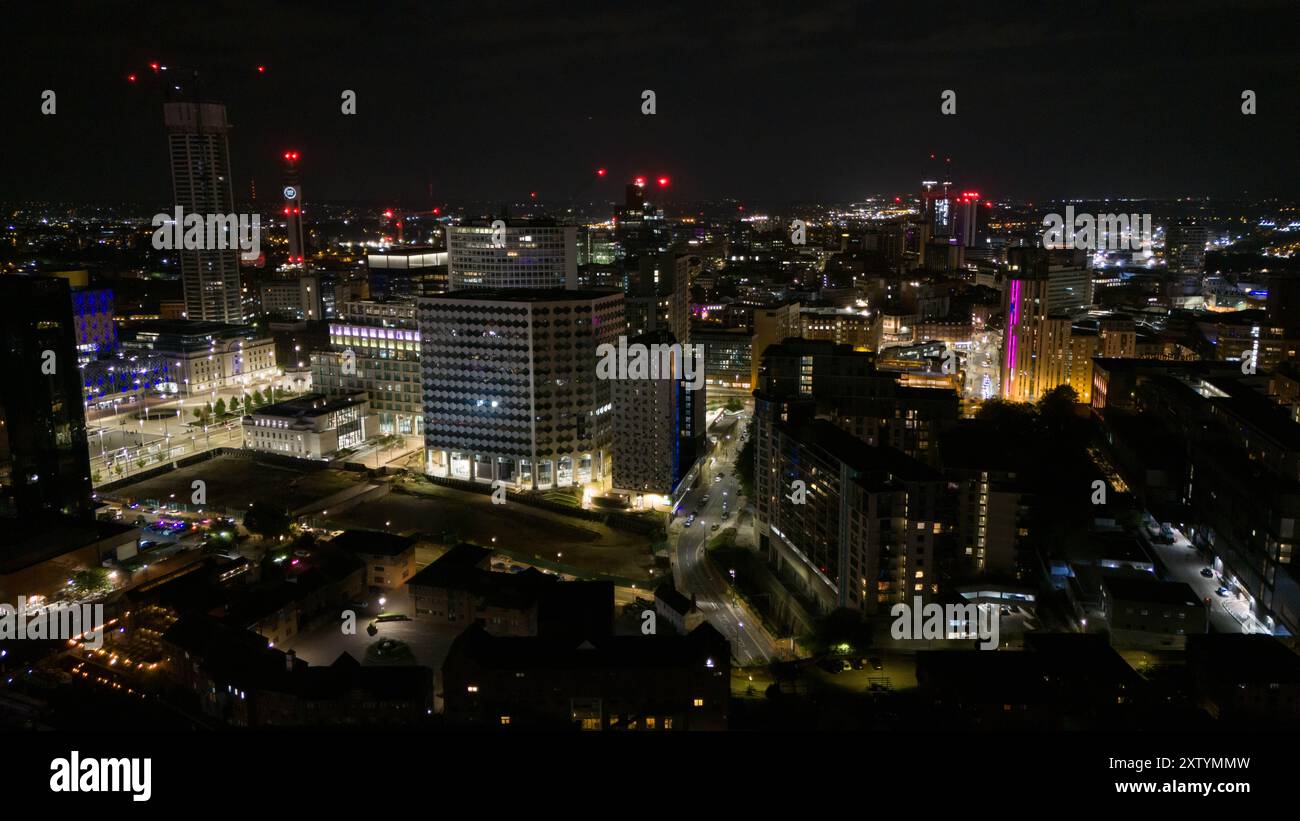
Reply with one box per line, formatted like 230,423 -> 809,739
446,219 -> 577,290
281,150 -> 306,269
164,101 -> 244,323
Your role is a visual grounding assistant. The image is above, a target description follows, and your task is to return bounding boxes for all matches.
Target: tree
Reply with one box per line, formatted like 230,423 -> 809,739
243,501 -> 292,540
192,407 -> 206,424
71,568 -> 112,597
805,607 -> 874,657
214,398 -> 227,418
228,396 -> 240,413
724,396 -> 744,413
252,390 -> 265,407
735,416 -> 756,499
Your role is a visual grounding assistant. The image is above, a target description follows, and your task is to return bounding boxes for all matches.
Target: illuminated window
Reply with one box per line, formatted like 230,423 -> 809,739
692,698 -> 704,707
466,685 -> 479,693
500,715 -> 510,725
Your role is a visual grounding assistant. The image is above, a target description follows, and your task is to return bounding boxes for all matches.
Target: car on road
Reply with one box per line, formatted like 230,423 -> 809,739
1200,567 -> 1215,578
1215,586 -> 1230,597
701,494 -> 710,503
869,657 -> 883,670
710,524 -> 720,531
817,658 -> 843,674
721,511 -> 730,520
850,658 -> 865,670
714,474 -> 722,483
684,519 -> 694,528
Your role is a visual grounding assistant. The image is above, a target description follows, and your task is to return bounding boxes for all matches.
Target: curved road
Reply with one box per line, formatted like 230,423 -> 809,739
671,412 -> 778,665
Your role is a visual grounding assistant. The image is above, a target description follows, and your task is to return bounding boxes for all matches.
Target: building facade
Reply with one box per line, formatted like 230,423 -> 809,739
446,221 -> 577,290
164,102 -> 244,323
241,392 -> 372,460
311,300 -> 423,436
417,289 -> 625,490
118,320 -> 277,397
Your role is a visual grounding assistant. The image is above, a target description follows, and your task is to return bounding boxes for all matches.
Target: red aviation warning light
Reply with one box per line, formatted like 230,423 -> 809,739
596,168 -> 607,177
633,176 -> 646,187
127,74 -> 137,83
149,62 -> 160,72
383,209 -> 394,219
961,191 -> 980,199
256,65 -> 266,74
657,176 -> 670,187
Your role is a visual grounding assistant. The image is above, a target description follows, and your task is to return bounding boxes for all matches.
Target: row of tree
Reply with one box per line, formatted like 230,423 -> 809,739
190,387 -> 285,426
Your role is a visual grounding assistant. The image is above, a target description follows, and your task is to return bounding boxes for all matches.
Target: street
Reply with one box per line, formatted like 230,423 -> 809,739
670,410 -> 780,665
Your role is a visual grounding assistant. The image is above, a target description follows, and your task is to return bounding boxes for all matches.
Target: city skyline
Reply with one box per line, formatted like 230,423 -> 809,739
3,3 -> 1300,800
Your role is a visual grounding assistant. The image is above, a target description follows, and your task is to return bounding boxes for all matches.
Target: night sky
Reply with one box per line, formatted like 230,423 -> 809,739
6,0 -> 1299,207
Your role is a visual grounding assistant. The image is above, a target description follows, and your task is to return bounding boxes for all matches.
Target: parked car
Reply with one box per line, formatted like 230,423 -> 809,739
1215,586 -> 1230,598
817,658 -> 843,674
1200,567 -> 1215,578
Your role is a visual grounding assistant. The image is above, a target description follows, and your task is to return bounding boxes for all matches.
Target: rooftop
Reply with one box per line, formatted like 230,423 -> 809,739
249,392 -> 367,418
328,529 -> 416,557
424,288 -> 622,303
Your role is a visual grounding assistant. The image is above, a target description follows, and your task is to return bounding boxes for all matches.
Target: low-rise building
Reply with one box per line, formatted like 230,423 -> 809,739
328,529 -> 416,591
241,392 -> 372,460
117,320 -> 277,397
1101,576 -> 1207,648
441,620 -> 730,730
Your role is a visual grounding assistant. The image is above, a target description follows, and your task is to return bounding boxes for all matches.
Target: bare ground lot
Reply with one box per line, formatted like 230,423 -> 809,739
106,456 -> 657,582
104,455 -> 361,514
332,478 -> 657,582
